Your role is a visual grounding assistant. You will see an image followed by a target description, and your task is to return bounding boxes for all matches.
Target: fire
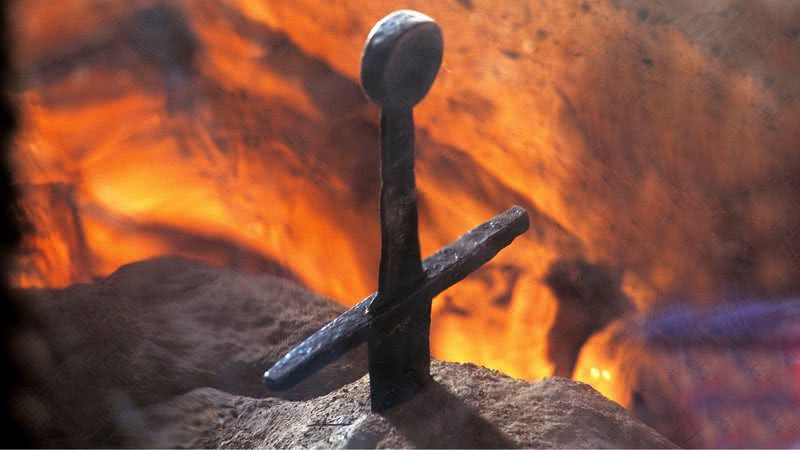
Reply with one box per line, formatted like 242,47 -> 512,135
588,367 -> 611,381
9,0 -> 800,402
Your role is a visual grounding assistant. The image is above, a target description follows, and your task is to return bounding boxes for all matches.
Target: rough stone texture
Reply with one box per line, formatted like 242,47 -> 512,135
142,361 -> 676,449
20,256 -> 674,448
573,300 -> 800,448
20,256 -> 368,446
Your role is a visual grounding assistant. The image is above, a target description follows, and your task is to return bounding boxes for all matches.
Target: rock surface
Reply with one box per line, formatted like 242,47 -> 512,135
21,256 -> 368,446
143,361 -> 676,449
22,257 -> 673,448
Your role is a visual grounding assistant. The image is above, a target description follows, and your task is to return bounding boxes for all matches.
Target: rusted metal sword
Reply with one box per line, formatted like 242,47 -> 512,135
361,10 -> 442,411
263,10 -> 530,412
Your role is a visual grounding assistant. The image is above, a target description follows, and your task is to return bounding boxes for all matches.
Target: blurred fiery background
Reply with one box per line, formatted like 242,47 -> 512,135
7,0 -> 800,446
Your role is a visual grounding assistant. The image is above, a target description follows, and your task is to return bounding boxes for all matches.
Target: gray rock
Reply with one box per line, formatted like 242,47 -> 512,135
142,361 -> 676,449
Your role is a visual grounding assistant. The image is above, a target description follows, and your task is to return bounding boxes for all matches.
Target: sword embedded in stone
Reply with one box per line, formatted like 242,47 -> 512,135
263,10 -> 530,412
362,10 -> 441,411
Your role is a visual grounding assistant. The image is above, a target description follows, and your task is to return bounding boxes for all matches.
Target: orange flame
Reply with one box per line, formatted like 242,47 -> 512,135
10,0 -> 800,396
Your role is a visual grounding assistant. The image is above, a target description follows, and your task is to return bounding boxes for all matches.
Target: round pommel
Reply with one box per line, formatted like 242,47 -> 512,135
360,10 -> 443,110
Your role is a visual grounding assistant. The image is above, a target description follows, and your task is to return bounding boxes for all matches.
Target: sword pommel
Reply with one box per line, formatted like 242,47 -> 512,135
360,10 -> 444,110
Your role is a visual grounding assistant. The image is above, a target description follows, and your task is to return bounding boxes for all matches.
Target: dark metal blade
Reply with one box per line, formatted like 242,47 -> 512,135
263,205 -> 530,390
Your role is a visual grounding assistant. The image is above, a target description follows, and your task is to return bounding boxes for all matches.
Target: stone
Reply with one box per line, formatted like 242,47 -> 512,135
21,256 -> 674,448
143,360 -> 676,449
21,256 -> 368,446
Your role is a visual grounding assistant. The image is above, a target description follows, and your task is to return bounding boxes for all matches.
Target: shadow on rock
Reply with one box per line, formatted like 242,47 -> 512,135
369,381 -> 516,449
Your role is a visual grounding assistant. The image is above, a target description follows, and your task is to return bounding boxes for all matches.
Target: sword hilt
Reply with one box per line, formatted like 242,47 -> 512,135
262,11 -> 529,416
361,10 -> 444,309
360,10 -> 444,411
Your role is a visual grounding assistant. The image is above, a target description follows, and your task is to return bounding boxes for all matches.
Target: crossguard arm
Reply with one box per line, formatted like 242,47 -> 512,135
263,206 -> 529,390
